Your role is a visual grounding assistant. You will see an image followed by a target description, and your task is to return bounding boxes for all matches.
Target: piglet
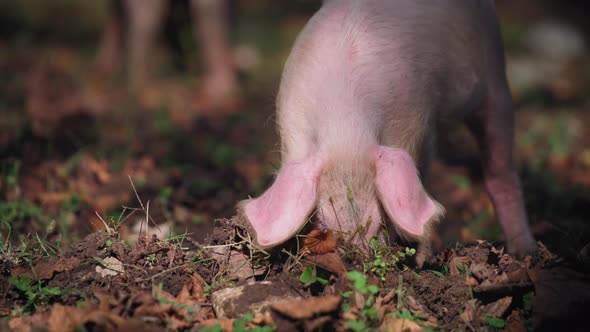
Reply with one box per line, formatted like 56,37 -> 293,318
241,0 -> 536,258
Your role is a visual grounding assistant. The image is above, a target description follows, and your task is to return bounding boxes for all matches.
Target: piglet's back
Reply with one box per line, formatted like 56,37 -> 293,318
277,0 -> 498,160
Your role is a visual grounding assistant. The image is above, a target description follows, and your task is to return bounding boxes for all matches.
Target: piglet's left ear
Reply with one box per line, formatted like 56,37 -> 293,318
240,155 -> 324,248
374,146 -> 444,238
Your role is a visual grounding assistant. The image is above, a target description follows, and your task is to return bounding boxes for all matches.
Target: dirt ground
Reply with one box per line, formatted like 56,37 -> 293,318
2,1 -> 590,331
1,218 -> 588,331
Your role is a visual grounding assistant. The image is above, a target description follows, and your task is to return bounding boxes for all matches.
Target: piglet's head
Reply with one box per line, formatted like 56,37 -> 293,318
240,146 -> 443,249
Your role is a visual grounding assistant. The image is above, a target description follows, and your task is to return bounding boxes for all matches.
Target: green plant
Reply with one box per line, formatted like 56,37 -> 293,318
147,253 -> 157,264
523,291 -> 535,332
343,271 -> 380,332
518,112 -> 581,170
299,266 -> 328,288
425,262 -> 461,279
368,238 -> 416,281
8,276 -> 63,314
485,317 -> 505,329
55,195 -> 82,246
201,312 -> 276,332
392,310 -> 435,332
167,230 -> 190,243
0,199 -> 45,230
0,160 -> 21,192
200,324 -> 224,332
156,186 -> 175,221
1,231 -> 61,267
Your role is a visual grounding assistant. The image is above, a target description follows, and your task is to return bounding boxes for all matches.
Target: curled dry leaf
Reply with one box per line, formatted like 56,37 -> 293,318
304,252 -> 347,276
303,230 -> 337,254
485,296 -> 512,318
460,299 -> 482,325
200,318 -> 234,331
272,295 -> 342,320
48,303 -> 83,332
251,312 -> 274,326
382,317 -> 426,332
86,157 -> 111,184
12,257 -> 81,280
9,314 -> 45,332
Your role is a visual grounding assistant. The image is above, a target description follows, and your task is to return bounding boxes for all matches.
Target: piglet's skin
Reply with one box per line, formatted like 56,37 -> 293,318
241,0 -> 536,257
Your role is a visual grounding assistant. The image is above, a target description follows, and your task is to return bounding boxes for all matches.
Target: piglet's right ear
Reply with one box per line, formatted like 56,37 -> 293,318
239,155 -> 323,249
374,146 -> 443,239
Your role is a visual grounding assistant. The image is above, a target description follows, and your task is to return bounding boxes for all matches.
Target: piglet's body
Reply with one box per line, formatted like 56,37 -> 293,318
242,0 -> 536,257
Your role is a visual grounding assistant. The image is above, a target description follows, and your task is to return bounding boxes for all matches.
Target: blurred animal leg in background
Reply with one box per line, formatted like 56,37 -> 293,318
125,0 -> 168,92
191,0 -> 238,111
95,0 -> 125,77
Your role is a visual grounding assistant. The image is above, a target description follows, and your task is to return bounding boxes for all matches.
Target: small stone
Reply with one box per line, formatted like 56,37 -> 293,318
95,257 -> 124,277
211,280 -> 302,319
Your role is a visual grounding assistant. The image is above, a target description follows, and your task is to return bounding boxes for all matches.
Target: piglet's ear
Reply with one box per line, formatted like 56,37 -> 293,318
240,155 -> 323,248
374,146 -> 443,238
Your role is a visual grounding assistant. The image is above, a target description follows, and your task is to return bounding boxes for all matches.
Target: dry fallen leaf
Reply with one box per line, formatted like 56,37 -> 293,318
199,318 -> 234,331
460,299 -> 482,325
9,315 -> 42,332
503,309 -> 527,332
303,230 -> 337,254
272,295 -> 342,320
11,257 -> 81,281
485,296 -> 512,318
86,157 -> 111,184
48,304 -> 83,332
448,256 -> 471,276
304,252 -> 347,276
382,317 -> 426,332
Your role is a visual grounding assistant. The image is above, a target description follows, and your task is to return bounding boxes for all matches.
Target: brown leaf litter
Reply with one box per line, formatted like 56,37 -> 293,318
2,222 -> 590,331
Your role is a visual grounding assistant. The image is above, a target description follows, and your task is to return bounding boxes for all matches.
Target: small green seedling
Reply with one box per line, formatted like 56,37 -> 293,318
299,266 -> 329,288
455,263 -> 468,274
485,317 -> 506,329
148,253 -> 157,263
200,325 -> 224,332
427,270 -> 446,279
368,238 -> 416,280
393,310 -> 435,331
201,312 -> 276,332
8,276 -> 63,314
344,271 -> 380,331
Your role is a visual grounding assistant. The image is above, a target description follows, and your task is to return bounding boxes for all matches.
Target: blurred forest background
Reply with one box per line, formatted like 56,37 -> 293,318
1,0 -> 590,259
